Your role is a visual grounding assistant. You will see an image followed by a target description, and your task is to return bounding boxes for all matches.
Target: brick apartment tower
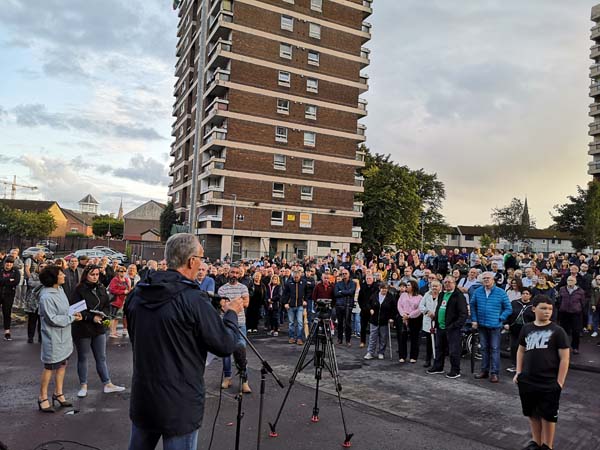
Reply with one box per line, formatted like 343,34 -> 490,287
168,0 -> 372,260
591,4 -> 600,179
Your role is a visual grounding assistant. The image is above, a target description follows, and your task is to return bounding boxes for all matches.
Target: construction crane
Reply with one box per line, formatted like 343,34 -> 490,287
0,176 -> 38,200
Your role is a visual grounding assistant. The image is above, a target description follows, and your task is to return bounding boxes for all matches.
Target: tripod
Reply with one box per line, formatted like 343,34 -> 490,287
268,310 -> 354,448
227,325 -> 284,450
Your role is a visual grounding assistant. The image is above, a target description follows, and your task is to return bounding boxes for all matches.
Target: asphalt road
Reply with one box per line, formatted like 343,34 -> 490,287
1,324 -> 599,450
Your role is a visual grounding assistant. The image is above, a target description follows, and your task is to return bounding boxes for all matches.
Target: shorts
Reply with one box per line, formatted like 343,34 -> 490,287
44,359 -> 68,371
518,382 -> 562,423
109,305 -> 122,317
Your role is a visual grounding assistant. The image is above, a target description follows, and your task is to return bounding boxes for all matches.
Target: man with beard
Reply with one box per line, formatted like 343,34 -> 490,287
218,265 -> 251,392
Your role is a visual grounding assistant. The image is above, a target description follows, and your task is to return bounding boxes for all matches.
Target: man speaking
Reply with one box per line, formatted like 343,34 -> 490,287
125,233 -> 243,450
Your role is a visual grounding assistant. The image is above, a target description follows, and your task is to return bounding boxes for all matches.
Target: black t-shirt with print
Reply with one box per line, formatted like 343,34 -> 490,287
518,322 -> 569,391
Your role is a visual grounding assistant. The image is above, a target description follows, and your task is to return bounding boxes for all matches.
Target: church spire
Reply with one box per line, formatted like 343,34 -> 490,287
521,197 -> 530,228
117,198 -> 124,221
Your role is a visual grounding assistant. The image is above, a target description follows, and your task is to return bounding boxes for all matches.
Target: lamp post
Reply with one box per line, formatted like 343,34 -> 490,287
230,193 -> 237,260
420,213 -> 425,253
106,220 -> 111,248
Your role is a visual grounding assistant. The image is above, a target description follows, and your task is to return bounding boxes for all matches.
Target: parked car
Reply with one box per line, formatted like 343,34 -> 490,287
22,246 -> 54,259
92,246 -> 128,263
73,249 -> 110,260
36,240 -> 58,251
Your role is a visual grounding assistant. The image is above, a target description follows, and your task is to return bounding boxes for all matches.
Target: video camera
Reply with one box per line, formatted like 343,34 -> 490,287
315,298 -> 333,318
207,293 -> 229,311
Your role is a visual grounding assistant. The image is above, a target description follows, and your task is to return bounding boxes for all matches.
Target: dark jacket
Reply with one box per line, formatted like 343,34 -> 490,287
334,279 -> 356,308
358,281 -> 379,310
265,283 -> 283,311
63,267 -> 83,302
282,279 -> 307,308
0,267 -> 21,299
125,270 -> 239,437
312,281 -> 334,302
434,288 -> 468,330
368,291 -> 396,326
504,300 -> 535,333
558,286 -> 586,314
71,281 -> 111,340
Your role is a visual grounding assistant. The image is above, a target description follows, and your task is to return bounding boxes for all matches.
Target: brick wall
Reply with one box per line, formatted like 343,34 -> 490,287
258,0 -> 364,29
230,59 -> 360,107
227,117 -> 359,159
228,89 -> 358,132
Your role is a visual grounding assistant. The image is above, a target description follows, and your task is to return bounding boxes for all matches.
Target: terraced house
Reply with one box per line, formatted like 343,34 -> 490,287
168,0 -> 371,260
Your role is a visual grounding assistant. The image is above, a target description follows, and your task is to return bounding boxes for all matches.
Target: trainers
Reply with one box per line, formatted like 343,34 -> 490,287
359,342 -> 365,348
427,368 -> 444,374
297,340 -> 304,345
4,333 -> 12,341
445,371 -> 461,379
592,331 -> 598,338
288,338 -> 296,344
104,383 -> 126,394
242,382 -> 252,394
522,441 -> 541,450
77,386 -> 88,398
378,354 -> 384,360
506,366 -> 517,373
273,331 -> 278,337
363,353 -> 374,360
221,377 -> 232,389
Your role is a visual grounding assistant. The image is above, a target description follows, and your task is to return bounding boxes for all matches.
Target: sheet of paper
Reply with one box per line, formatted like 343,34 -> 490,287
69,300 -> 87,315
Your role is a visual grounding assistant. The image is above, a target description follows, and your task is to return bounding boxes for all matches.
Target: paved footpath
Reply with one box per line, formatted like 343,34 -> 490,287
1,325 -> 599,450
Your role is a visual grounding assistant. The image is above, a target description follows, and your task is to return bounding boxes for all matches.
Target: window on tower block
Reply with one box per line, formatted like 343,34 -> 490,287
306,78 -> 318,93
280,43 -> 293,59
271,211 -> 284,226
275,126 -> 288,143
308,51 -> 320,66
278,71 -> 291,87
274,154 -> 286,170
281,15 -> 294,31
309,23 -> 321,39
277,98 -> 290,114
305,105 -> 317,120
304,131 -> 316,147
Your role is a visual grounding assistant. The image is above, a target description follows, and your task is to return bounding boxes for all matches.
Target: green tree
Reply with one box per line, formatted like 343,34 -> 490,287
358,150 -> 447,251
584,181 -> 600,251
0,204 -> 56,239
479,233 -> 495,250
159,201 -> 179,242
491,198 -> 535,245
552,186 -> 588,250
92,215 -> 124,238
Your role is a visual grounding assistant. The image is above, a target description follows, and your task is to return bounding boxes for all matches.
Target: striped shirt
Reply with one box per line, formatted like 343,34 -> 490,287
218,282 -> 249,326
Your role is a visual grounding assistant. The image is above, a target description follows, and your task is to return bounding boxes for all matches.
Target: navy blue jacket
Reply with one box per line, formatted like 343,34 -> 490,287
334,279 -> 356,308
125,270 -> 239,436
282,279 -> 307,308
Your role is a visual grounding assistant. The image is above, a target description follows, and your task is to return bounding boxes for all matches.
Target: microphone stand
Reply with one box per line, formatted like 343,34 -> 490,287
227,324 -> 284,450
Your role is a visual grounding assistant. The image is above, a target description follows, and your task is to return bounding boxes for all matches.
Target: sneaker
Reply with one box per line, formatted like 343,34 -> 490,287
426,368 -> 444,374
445,371 -> 461,379
221,377 -> 232,389
103,384 -> 126,394
359,342 -> 365,348
522,441 -> 541,450
363,353 -> 374,360
273,331 -> 278,337
592,331 -> 598,338
378,354 -> 384,360
399,358 -> 405,363
77,386 -> 88,398
288,338 -> 296,344
506,366 -> 517,373
4,333 -> 12,341
572,348 -> 580,355
297,340 -> 304,345
540,445 -> 553,450
121,331 -> 128,338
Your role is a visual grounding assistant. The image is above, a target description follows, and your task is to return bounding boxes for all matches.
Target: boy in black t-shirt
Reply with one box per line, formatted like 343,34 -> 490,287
513,295 -> 570,450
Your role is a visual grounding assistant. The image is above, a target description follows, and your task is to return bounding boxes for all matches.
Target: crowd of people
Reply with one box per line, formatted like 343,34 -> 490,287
0,242 -> 590,450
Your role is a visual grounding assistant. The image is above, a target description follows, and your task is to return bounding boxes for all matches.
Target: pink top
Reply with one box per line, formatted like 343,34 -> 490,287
397,293 -> 423,319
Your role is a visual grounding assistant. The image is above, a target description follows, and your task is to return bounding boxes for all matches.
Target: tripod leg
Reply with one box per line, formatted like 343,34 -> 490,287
257,367 -> 266,450
323,319 -> 353,447
269,319 -> 319,437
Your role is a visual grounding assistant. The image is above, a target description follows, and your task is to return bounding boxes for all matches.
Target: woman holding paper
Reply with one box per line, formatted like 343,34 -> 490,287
71,264 -> 125,398
38,264 -> 82,412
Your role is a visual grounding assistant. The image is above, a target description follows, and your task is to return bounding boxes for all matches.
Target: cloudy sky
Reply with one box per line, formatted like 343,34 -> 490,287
0,0 -> 597,227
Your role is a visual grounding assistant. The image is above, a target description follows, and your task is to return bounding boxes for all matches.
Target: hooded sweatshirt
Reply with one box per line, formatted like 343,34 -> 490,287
125,269 -> 239,437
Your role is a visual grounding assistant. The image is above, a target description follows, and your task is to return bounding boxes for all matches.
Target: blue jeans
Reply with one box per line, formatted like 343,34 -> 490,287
287,306 -> 304,340
128,423 -> 198,450
352,311 -> 361,335
592,307 -> 599,332
223,325 -> 246,378
306,299 -> 315,323
478,327 -> 501,375
74,333 -> 111,385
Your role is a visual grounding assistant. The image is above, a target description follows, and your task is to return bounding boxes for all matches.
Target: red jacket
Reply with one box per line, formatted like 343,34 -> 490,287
109,276 -> 130,309
312,281 -> 334,301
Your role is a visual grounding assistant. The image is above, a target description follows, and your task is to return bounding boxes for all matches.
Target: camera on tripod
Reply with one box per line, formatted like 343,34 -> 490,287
315,298 -> 333,317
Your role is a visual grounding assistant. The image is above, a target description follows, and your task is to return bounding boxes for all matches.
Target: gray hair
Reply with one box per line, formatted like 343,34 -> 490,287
165,233 -> 200,269
430,280 -> 442,289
